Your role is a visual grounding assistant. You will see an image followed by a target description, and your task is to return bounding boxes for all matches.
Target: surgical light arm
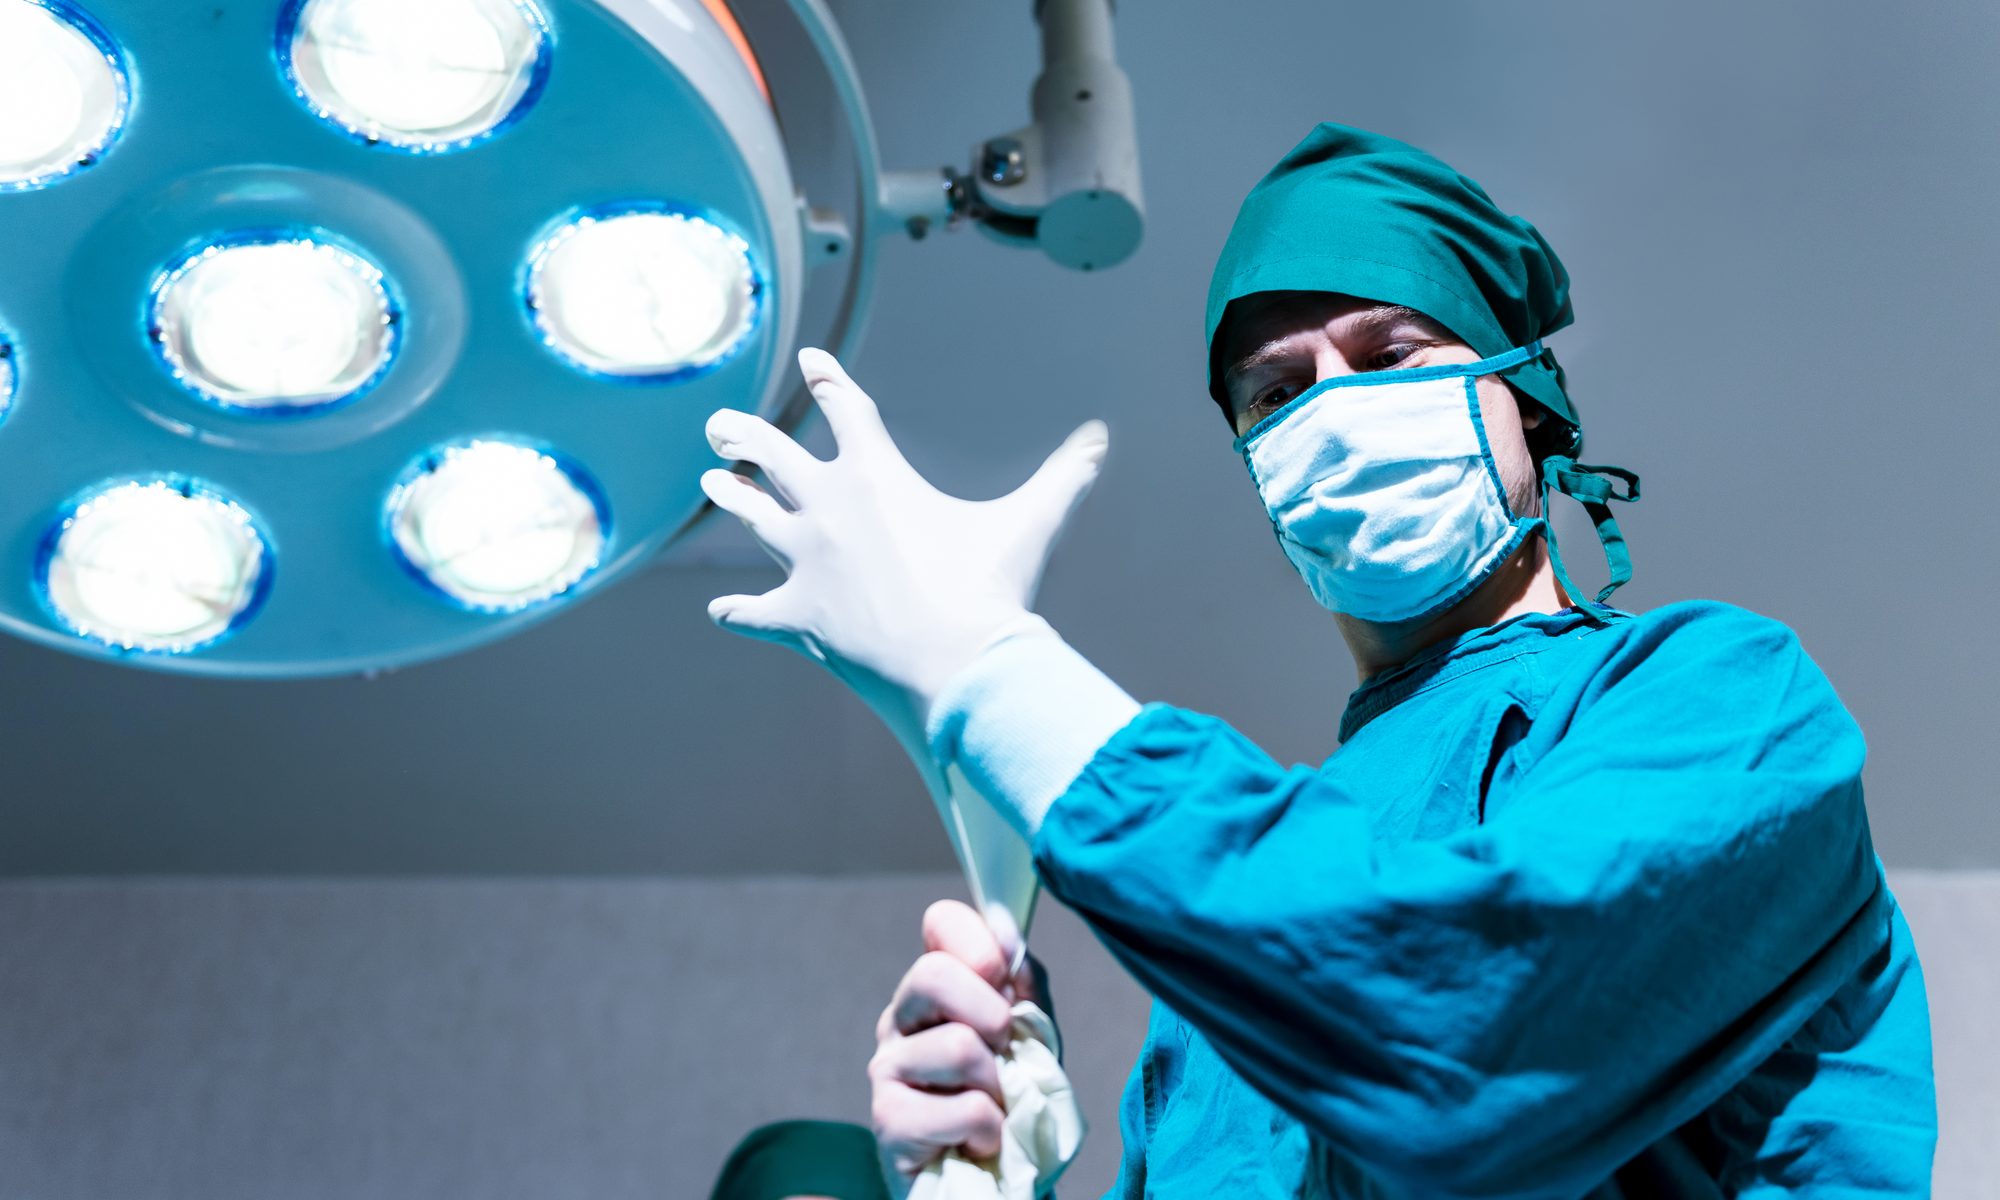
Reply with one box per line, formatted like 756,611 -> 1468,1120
877,0 -> 1145,272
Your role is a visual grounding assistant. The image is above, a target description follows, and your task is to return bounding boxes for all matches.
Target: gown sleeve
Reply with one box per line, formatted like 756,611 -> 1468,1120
935,604 -> 1887,1199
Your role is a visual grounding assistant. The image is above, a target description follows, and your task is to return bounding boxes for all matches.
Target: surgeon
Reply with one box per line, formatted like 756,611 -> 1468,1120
698,124 -> 1938,1197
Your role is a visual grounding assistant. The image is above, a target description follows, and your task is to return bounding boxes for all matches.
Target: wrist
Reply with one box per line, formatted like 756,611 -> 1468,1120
907,609 -> 1053,723
925,627 -> 1141,840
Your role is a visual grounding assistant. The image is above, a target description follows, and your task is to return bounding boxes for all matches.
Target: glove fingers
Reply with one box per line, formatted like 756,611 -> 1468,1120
699,469 -> 798,565
705,409 -> 820,506
1003,419 -> 1110,543
797,347 -> 895,458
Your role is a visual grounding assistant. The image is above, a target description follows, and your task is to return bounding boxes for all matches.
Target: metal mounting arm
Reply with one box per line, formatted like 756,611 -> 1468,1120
878,0 -> 1145,272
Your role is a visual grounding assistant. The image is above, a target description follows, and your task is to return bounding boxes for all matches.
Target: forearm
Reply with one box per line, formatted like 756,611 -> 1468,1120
1029,699 -> 1884,1194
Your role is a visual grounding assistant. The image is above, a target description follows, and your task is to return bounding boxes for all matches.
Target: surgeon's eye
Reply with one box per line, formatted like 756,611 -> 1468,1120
1362,342 -> 1424,372
1246,382 -> 1301,418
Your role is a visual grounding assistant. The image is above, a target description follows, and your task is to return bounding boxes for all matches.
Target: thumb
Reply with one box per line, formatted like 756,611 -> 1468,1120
706,587 -> 803,646
1002,420 -> 1110,546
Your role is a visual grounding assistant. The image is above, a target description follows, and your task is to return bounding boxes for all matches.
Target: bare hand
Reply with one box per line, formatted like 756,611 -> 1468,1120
869,900 -> 1049,1193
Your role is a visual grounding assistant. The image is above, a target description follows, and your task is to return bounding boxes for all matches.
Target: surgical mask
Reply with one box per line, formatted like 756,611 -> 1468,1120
1234,341 -> 1640,624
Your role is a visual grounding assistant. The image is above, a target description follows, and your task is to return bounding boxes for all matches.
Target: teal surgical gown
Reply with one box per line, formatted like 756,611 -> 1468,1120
1005,602 -> 1937,1197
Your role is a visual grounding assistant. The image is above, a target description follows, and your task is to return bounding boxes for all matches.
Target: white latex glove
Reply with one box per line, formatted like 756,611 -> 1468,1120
701,348 -> 1109,757
908,1002 -> 1084,1200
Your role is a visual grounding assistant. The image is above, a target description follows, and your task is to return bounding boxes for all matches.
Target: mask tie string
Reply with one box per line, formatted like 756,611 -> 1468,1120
1538,455 -> 1641,617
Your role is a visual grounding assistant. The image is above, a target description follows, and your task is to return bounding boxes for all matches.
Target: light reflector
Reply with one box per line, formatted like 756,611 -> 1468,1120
284,0 -> 549,151
0,0 -> 128,190
0,337 -> 14,418
527,207 -> 760,380
150,237 -> 399,412
389,441 -> 607,612
40,480 -> 269,653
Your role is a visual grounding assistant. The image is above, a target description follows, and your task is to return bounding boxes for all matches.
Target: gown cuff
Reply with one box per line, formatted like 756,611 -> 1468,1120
925,624 -> 1143,840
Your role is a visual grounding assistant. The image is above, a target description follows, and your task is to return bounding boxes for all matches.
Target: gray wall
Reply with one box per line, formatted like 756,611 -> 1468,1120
4,0 -> 1998,875
3,871 -> 1993,1199
4,2 -> 1995,1193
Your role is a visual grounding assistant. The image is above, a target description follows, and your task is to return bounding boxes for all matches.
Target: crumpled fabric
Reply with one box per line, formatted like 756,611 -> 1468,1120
908,1001 -> 1084,1200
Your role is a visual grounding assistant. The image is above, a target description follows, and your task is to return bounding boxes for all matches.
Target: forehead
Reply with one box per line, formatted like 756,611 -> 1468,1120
1217,290 -> 1431,367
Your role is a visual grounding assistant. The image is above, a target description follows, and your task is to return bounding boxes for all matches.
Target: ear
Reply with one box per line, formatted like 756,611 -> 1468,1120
1516,394 -> 1546,431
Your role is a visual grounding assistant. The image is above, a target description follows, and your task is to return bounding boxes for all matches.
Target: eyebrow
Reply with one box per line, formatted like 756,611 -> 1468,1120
1222,305 -> 1439,390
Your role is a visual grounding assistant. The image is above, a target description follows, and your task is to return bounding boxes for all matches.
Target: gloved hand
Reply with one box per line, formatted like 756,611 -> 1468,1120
701,349 -> 1109,756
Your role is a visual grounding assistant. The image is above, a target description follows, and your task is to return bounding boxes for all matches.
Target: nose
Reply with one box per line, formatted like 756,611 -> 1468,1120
1315,343 -> 1360,383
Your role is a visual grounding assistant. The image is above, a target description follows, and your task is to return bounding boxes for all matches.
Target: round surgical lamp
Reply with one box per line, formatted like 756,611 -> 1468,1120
0,0 -> 1143,677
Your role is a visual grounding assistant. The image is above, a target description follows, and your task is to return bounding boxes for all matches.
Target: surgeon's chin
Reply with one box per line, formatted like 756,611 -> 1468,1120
1335,534 -> 1563,679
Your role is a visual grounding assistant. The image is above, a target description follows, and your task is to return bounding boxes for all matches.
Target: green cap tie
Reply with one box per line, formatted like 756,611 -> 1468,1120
1539,456 -> 1641,615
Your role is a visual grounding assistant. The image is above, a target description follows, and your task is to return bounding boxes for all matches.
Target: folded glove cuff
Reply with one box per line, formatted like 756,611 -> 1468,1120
925,624 -> 1142,840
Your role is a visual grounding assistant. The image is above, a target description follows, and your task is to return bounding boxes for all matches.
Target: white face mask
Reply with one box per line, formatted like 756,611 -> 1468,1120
1235,343 -> 1548,625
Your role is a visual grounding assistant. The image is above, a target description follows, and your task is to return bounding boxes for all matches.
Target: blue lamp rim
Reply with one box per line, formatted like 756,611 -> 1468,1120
273,0 -> 557,157
33,474 -> 277,656
520,198 -> 768,387
0,0 -> 134,194
144,226 -> 407,419
0,328 -> 16,423
383,435 -> 615,616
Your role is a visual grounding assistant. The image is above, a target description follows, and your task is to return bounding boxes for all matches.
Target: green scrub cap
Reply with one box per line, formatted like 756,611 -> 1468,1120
1207,122 -> 1645,611
1205,122 -> 1581,455
710,1120 -> 890,1200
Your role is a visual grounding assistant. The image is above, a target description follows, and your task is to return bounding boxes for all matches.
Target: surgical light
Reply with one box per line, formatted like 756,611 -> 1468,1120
0,0 -> 128,190
387,440 -> 606,612
0,0 -> 1141,676
150,237 -> 400,412
38,480 -> 269,653
527,207 -> 759,380
282,0 -> 550,152
0,337 -> 14,419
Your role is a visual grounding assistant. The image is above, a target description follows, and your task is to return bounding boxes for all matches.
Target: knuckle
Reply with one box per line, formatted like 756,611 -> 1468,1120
912,950 -> 957,989
944,1022 -> 989,1069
